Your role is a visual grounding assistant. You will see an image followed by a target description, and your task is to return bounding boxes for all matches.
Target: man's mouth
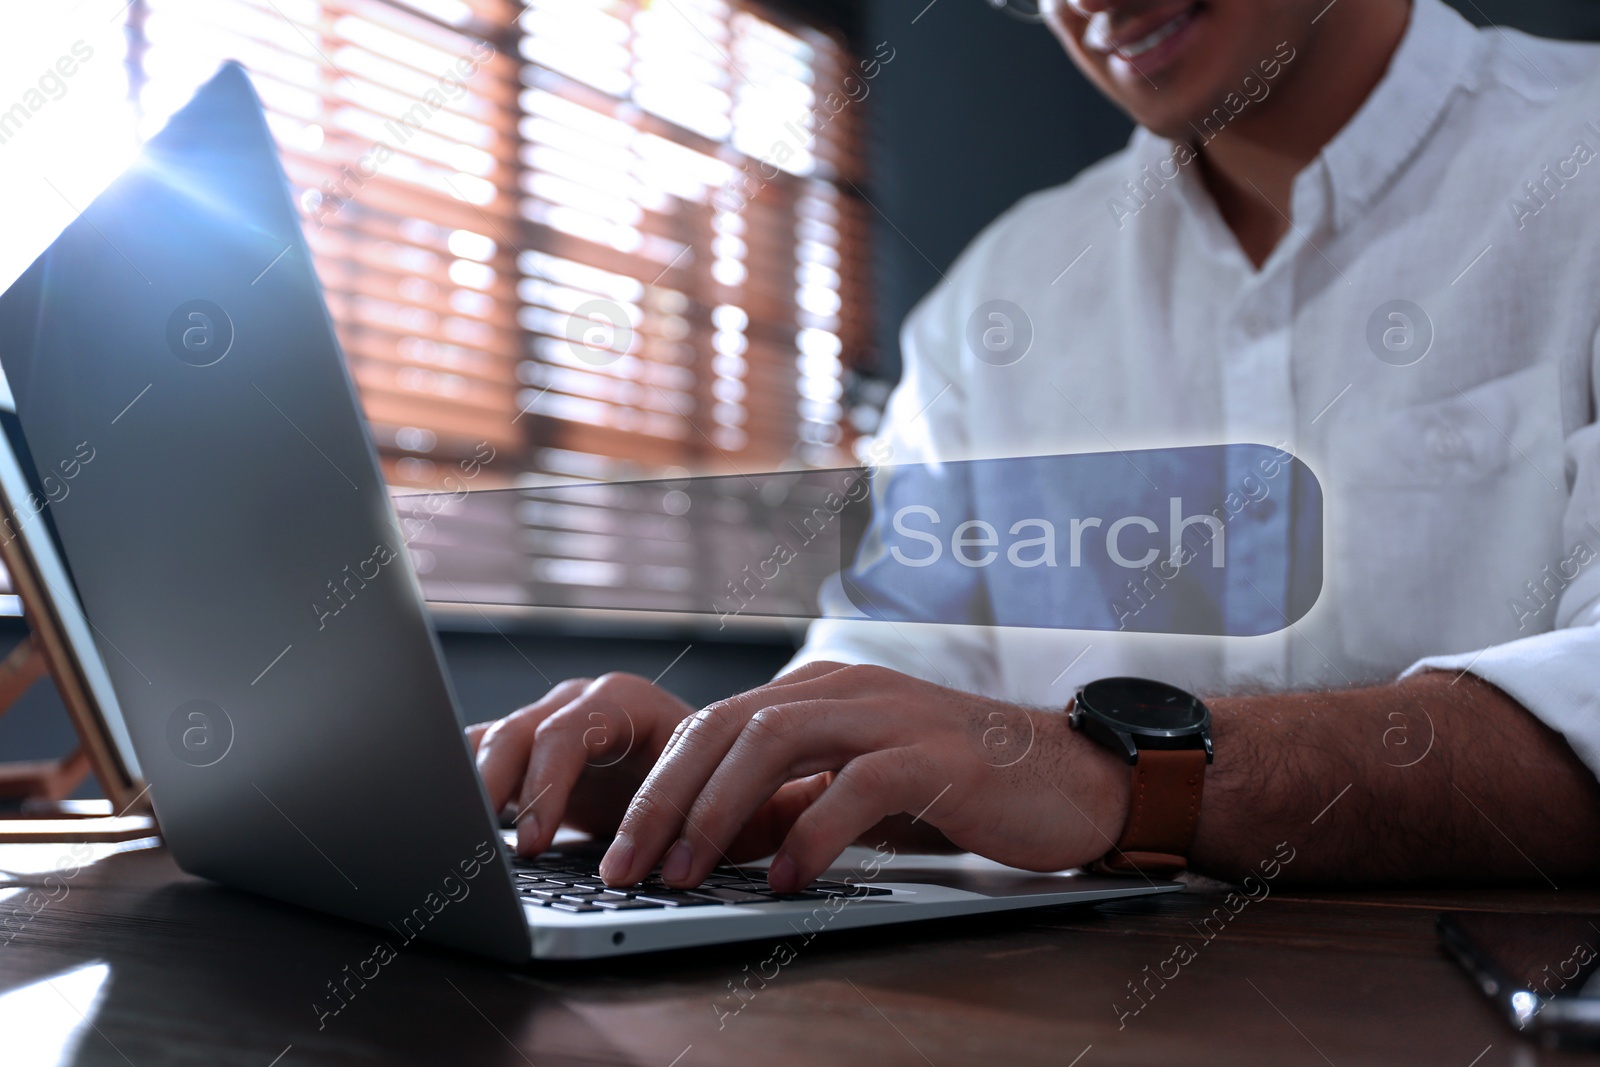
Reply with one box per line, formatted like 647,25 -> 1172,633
1084,3 -> 1202,60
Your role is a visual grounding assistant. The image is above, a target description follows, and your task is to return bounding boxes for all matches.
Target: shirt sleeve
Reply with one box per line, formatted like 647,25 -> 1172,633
780,267 -> 1001,696
1402,335 -> 1600,780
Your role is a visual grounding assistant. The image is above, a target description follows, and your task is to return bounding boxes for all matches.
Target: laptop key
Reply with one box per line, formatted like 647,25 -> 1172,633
549,901 -> 603,912
708,880 -> 775,894
592,898 -> 668,910
688,886 -> 772,905
558,890 -> 609,902
633,893 -> 724,907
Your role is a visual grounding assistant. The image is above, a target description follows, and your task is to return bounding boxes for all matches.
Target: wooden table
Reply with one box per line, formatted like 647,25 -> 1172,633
1,840 -> 1595,1066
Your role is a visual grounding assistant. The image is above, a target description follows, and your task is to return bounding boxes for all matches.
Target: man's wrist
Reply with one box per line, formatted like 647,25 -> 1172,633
1052,707 -> 1134,866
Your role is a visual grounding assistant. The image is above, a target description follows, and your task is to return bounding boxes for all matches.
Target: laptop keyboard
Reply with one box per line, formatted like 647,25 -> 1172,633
512,852 -> 892,913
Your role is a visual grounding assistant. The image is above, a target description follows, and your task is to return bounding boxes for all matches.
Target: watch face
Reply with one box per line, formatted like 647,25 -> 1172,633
1079,677 -> 1207,734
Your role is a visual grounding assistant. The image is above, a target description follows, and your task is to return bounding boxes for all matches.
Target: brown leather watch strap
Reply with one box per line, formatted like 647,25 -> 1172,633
1094,748 -> 1207,876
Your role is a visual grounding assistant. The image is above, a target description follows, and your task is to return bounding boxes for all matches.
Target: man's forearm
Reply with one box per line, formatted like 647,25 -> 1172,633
1190,671 -> 1600,885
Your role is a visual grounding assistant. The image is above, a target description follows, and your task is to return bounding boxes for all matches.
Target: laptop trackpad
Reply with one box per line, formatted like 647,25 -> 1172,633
810,846 -> 1163,898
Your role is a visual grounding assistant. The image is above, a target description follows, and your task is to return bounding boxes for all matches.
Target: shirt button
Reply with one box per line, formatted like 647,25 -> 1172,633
1240,313 -> 1270,336
1252,497 -> 1279,521
1426,423 -> 1468,461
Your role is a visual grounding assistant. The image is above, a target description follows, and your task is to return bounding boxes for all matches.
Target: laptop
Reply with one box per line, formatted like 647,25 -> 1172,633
0,63 -> 1178,960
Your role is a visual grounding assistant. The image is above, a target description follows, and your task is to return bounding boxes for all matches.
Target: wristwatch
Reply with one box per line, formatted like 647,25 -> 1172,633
1067,676 -> 1213,877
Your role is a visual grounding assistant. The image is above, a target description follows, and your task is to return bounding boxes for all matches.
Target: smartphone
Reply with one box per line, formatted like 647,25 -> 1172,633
1438,911 -> 1600,1045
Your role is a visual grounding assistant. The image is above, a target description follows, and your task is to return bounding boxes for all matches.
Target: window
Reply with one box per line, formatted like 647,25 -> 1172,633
124,0 -> 873,496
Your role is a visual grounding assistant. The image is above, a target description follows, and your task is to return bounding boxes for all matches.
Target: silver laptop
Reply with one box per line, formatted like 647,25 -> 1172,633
0,63 -> 1177,960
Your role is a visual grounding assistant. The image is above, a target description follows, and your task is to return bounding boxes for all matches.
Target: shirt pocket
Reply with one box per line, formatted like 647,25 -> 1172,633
1338,367 -> 1552,487
1327,363 -> 1566,672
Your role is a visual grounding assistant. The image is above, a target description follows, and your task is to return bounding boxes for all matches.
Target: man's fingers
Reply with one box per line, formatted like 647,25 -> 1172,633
767,748 -> 933,892
599,697 -> 755,885
472,677 -> 590,811
510,685 -> 641,855
767,659 -> 852,685
725,772 -> 834,862
599,665 -> 897,886
697,661 -> 864,723
667,699 -> 901,887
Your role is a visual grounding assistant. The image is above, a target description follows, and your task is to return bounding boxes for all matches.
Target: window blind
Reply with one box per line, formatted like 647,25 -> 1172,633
126,0 -> 872,491
130,0 -> 527,490
117,0 -> 874,615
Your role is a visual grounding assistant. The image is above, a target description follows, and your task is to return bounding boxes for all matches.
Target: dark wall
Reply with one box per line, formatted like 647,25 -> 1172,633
1451,0 -> 1600,37
857,0 -> 1600,381
434,628 -> 796,726
859,2 -> 1131,380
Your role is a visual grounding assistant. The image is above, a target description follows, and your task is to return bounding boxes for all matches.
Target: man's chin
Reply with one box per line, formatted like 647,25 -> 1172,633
1131,90 -> 1272,146
1102,78 -> 1227,141
1126,107 -> 1208,144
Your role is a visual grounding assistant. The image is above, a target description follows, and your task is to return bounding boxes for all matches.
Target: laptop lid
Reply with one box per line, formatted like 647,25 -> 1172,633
0,62 -> 531,961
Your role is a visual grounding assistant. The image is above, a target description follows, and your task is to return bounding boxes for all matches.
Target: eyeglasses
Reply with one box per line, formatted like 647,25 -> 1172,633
984,0 -> 1048,23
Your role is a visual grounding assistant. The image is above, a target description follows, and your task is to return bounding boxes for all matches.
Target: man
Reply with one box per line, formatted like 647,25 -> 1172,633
471,0 -> 1600,894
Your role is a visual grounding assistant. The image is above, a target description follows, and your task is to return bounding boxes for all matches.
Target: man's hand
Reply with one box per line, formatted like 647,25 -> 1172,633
467,673 -> 698,856
595,661 -> 1132,893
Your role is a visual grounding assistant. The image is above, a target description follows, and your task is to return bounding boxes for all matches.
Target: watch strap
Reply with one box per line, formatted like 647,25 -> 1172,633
1094,748 -> 1207,876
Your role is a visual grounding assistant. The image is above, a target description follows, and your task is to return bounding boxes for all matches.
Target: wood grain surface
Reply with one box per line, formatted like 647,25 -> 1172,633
1,842 -> 1596,1066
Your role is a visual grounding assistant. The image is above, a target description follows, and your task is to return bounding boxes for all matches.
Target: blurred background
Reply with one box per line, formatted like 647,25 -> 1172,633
0,0 -> 1595,790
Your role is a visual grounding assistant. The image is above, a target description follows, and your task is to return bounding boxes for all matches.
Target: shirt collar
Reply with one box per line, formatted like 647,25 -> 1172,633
1318,0 -> 1483,232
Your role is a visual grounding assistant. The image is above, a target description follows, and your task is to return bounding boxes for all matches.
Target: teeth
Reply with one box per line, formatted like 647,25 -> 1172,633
1116,8 -> 1193,58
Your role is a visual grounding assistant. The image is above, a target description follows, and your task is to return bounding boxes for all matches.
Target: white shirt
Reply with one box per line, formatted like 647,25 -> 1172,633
788,0 -> 1600,780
